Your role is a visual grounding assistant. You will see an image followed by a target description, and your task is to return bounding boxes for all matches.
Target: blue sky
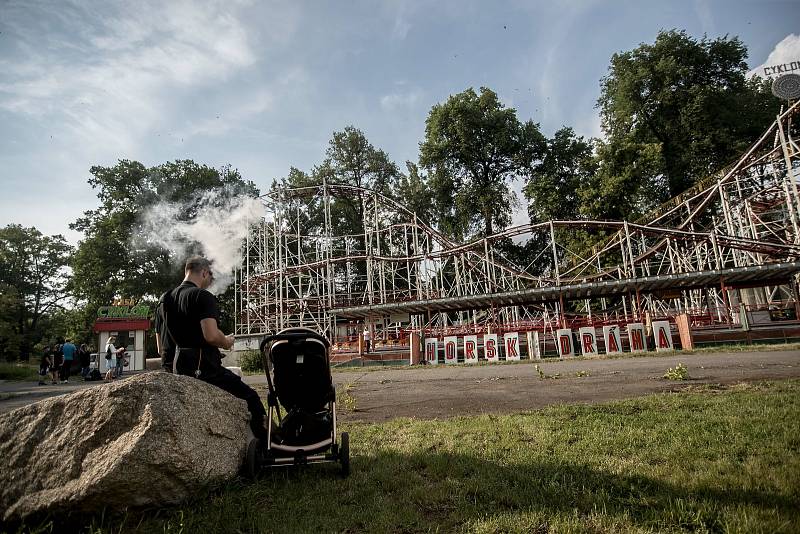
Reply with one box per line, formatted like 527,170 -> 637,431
1,0 -> 798,243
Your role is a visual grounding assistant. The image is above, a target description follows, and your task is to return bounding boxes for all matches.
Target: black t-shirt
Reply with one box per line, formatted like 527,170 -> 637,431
162,281 -> 224,369
78,347 -> 90,366
155,292 -> 177,366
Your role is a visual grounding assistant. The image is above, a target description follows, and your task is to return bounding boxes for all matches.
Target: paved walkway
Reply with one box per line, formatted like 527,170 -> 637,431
2,350 -> 798,420
314,349 -> 800,422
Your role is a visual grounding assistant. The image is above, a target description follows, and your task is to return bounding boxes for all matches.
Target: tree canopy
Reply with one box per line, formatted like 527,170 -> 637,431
594,30 -> 777,215
420,87 -> 546,239
0,225 -> 72,359
524,127 -> 596,223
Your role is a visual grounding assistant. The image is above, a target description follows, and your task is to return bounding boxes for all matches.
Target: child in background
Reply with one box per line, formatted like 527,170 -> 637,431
50,344 -> 62,385
38,345 -> 52,386
115,346 -> 127,378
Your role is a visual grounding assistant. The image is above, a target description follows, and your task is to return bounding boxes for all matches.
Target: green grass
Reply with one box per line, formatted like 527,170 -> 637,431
688,342 -> 800,354
27,379 -> 799,533
0,362 -> 39,381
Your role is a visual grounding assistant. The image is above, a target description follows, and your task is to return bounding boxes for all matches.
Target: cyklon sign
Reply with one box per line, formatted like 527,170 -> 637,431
763,61 -> 800,77
97,300 -> 150,319
424,323 -> 674,363
93,299 -> 151,334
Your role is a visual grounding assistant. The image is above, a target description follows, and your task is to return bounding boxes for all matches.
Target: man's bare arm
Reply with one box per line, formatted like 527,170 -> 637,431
200,318 -> 234,350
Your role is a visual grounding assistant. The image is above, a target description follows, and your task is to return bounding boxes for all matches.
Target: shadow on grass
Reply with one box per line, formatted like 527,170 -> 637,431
9,447 -> 797,533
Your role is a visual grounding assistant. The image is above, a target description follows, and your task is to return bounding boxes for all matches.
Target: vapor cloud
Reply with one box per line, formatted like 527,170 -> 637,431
136,190 -> 265,294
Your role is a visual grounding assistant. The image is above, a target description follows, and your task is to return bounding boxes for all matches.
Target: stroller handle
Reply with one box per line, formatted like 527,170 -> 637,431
259,327 -> 331,355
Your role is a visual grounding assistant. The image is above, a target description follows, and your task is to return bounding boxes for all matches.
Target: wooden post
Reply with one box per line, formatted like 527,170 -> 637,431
720,277 -> 732,328
409,330 -> 421,365
793,278 -> 800,321
675,313 -> 694,351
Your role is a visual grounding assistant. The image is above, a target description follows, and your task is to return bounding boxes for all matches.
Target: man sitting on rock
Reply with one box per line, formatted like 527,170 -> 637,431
156,256 -> 268,441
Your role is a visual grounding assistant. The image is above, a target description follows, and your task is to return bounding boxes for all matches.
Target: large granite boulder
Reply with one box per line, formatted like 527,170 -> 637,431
0,372 -> 252,522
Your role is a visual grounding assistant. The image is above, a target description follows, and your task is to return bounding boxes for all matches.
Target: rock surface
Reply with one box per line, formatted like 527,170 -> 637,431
0,372 -> 251,521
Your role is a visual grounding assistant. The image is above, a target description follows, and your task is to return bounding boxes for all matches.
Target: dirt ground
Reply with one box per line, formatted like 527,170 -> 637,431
297,349 -> 800,423
2,349 -> 798,421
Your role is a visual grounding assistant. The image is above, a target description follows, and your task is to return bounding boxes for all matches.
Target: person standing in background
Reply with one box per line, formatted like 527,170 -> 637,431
51,342 -> 62,385
78,344 -> 91,379
104,336 -> 117,381
363,325 -> 371,353
60,339 -> 76,383
115,345 -> 127,378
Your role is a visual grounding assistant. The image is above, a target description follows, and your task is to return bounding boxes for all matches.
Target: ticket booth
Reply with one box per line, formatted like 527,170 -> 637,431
93,301 -> 150,372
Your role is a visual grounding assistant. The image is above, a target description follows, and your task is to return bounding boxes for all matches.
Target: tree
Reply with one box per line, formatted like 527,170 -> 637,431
596,30 -> 777,211
315,126 -> 401,239
0,225 -> 72,360
324,126 -> 400,194
525,127 -> 596,223
70,160 -> 259,335
420,87 -> 546,239
579,139 -> 663,220
520,128 -> 599,275
392,162 -> 434,224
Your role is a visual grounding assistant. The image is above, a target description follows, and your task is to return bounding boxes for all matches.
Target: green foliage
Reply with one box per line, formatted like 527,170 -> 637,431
319,126 -> 400,238
663,362 -> 689,380
420,87 -> 546,239
525,127 -> 596,223
522,127 -> 607,274
324,126 -> 400,195
595,30 -> 778,215
580,138 -> 665,220
0,361 -> 39,381
392,162 -> 434,224
0,224 -> 72,360
534,364 -> 561,380
274,128 -> 403,298
238,350 -> 264,374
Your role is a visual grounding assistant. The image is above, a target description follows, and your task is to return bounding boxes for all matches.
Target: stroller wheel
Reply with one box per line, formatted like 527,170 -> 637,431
244,438 -> 261,480
339,432 -> 350,477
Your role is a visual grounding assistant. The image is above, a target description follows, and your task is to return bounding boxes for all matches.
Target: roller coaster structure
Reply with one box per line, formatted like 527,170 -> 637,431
234,101 -> 800,343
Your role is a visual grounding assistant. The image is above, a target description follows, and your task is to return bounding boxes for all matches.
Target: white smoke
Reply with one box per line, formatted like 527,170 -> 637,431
137,190 -> 265,294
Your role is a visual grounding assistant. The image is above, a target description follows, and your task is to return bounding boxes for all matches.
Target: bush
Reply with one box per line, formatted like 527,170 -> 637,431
238,350 -> 264,373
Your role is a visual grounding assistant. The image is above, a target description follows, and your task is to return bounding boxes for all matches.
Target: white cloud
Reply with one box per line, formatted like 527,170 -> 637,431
748,34 -> 800,79
392,16 -> 411,41
380,88 -> 423,111
0,0 -> 259,157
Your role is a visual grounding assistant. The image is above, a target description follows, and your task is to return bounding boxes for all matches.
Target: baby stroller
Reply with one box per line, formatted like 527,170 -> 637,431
245,327 -> 350,478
